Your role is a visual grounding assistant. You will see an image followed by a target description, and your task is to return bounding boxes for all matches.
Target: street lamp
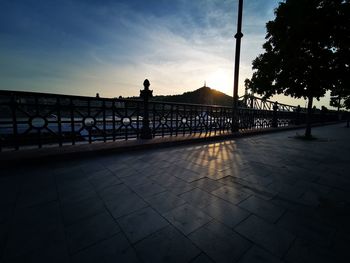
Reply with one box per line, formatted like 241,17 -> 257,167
232,0 -> 244,132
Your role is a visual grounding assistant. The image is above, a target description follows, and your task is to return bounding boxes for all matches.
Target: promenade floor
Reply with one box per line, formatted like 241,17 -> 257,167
1,123 -> 349,262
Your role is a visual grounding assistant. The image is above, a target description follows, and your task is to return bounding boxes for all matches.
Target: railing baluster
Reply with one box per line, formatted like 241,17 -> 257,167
175,105 -> 178,137
87,99 -> 92,144
161,103 -> 165,137
10,94 -> 19,150
125,101 -> 128,140
182,105 -> 186,136
70,98 -> 76,145
152,102 -> 156,137
206,106 -> 209,135
200,105 -> 203,135
189,105 -> 193,135
102,100 -> 107,142
34,95 -> 42,148
112,100 -> 116,141
214,108 -> 217,135
136,101 -> 140,138
193,106 -> 197,135
170,104 -> 173,137
57,97 -> 62,147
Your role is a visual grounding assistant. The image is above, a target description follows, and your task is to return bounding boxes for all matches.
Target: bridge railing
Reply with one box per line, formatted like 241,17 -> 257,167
240,95 -> 299,112
0,83 -> 340,151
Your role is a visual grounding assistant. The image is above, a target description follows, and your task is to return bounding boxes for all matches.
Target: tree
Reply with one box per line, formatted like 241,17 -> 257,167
249,0 -> 348,137
329,1 -> 350,112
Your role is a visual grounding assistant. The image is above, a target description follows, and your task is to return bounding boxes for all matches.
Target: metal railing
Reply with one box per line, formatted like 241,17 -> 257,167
240,95 -> 300,112
0,81 -> 339,151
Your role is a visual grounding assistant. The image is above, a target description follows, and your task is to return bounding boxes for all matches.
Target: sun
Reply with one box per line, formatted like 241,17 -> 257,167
206,69 -> 232,95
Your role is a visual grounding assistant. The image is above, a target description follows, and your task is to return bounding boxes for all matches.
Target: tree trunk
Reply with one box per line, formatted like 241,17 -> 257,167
305,96 -> 313,138
338,97 -> 341,121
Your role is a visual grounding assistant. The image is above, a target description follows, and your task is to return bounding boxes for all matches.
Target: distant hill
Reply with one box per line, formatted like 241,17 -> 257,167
150,86 -> 233,107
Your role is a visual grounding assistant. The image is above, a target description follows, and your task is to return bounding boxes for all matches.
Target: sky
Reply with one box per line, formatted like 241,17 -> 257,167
0,0 -> 332,108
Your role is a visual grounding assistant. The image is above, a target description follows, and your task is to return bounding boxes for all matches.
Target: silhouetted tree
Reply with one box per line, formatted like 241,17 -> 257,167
249,0 -> 349,137
329,0 -> 350,112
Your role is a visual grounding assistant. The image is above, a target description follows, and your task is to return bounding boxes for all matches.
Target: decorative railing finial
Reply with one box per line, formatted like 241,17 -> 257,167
143,79 -> 150,90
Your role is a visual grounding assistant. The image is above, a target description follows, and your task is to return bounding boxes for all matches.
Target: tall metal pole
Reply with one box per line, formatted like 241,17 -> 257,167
232,0 -> 244,132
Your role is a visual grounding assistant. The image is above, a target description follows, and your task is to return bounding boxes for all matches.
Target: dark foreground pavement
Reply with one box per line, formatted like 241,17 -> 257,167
1,123 -> 349,263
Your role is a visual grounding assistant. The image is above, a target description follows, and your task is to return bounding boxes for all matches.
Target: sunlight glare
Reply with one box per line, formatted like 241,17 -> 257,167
206,68 -> 232,96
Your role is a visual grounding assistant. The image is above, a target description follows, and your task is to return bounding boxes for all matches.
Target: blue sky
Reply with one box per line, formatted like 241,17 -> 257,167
0,0 -> 331,107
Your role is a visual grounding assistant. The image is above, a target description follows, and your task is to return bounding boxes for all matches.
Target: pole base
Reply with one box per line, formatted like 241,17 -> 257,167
140,127 -> 153,139
231,123 -> 239,133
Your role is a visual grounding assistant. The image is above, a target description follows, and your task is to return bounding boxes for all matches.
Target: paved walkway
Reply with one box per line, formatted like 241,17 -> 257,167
1,123 -> 349,263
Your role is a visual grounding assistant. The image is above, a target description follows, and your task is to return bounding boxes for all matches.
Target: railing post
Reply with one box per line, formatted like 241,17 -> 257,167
272,101 -> 278,128
10,94 -> 19,150
140,79 -> 153,139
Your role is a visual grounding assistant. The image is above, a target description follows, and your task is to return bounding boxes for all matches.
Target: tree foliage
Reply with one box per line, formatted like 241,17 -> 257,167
329,0 -> 350,110
249,0 -> 350,136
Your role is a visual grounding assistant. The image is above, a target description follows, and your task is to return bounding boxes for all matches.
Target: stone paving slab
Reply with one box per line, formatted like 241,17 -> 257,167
134,225 -> 200,263
163,204 -> 212,235
61,196 -> 106,226
237,245 -> 283,263
276,211 -> 335,247
65,211 -> 120,254
189,178 -> 225,192
202,199 -> 250,229
1,124 -> 350,262
191,253 -> 214,263
238,195 -> 285,223
235,215 -> 295,258
87,169 -> 122,191
71,233 -> 139,263
145,191 -> 187,214
130,181 -> 166,198
117,207 -> 169,243
284,238 -> 334,263
211,185 -> 251,204
179,188 -> 222,209
4,202 -> 65,260
6,243 -> 70,263
188,220 -> 251,263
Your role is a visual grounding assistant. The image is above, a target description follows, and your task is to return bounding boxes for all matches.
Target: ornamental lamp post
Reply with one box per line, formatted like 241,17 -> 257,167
232,0 -> 244,132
